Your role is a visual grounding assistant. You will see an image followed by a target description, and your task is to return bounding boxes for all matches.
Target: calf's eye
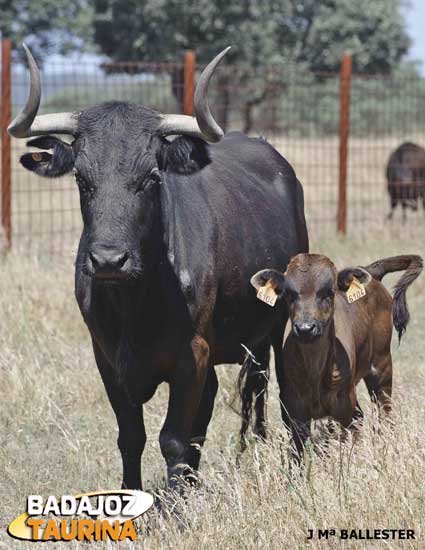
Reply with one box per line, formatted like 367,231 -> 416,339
284,289 -> 298,303
318,290 -> 334,301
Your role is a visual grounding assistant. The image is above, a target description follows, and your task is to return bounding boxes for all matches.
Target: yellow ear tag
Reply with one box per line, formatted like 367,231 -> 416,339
32,153 -> 43,161
257,282 -> 277,307
346,277 -> 366,304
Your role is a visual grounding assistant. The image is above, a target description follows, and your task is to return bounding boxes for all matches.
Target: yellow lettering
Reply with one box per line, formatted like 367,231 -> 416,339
77,519 -> 94,541
42,519 -> 60,541
102,520 -> 121,541
27,518 -> 44,540
60,519 -> 77,541
119,520 -> 138,541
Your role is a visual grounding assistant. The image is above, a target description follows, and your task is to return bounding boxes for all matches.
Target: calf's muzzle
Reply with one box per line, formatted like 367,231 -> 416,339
293,320 -> 321,341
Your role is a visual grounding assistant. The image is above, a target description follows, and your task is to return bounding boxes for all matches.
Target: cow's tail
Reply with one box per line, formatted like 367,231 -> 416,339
237,344 -> 270,453
365,255 -> 423,341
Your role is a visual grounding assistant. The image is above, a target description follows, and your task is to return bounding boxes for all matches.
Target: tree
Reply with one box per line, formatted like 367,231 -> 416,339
92,0 -> 411,131
0,0 -> 93,63
282,0 -> 410,74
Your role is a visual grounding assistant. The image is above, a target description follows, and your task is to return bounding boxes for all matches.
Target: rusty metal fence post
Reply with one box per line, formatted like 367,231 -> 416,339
184,50 -> 196,116
1,39 -> 12,249
338,54 -> 352,235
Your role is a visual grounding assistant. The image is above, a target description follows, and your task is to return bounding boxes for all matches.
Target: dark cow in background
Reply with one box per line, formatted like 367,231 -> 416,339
10,45 -> 308,489
386,142 -> 425,221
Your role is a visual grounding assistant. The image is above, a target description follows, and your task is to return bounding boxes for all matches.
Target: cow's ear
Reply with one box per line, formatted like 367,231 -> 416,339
161,136 -> 211,175
337,267 -> 371,291
250,269 -> 286,298
20,136 -> 74,178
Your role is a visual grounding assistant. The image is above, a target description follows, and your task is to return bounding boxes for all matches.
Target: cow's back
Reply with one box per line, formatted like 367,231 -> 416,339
161,132 -> 308,357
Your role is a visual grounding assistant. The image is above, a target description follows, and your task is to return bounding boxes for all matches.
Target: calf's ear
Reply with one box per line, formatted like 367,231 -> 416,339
337,267 -> 371,291
250,269 -> 286,298
160,136 -> 211,175
20,136 -> 75,178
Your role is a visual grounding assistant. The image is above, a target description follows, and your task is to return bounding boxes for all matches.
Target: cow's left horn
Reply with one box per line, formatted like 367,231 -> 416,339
158,46 -> 230,142
8,44 -> 78,138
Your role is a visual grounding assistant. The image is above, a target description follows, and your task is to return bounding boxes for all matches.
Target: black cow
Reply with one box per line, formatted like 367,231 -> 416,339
386,142 -> 425,221
10,45 -> 309,490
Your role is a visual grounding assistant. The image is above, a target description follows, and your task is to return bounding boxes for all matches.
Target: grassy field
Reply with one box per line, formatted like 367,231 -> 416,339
0,233 -> 424,549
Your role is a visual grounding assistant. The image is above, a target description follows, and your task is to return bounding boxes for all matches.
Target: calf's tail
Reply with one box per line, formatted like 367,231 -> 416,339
365,255 -> 423,341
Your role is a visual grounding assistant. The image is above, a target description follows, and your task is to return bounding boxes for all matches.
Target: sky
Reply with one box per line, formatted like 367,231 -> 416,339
405,0 -> 425,74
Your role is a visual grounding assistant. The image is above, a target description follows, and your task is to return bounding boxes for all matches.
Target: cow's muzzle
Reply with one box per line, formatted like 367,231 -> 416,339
87,245 -> 133,281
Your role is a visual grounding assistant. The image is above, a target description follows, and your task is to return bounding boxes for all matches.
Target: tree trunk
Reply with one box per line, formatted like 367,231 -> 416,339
243,102 -> 254,134
170,66 -> 185,112
215,74 -> 231,132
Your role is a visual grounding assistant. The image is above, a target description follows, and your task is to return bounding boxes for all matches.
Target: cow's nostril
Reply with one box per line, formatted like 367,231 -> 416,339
114,252 -> 129,269
89,251 -> 100,269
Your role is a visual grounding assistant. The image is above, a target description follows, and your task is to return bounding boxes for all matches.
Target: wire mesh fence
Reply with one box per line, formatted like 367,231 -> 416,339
2,46 -> 425,255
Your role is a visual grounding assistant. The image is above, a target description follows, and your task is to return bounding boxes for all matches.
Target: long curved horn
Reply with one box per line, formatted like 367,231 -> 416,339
7,44 -> 78,138
194,46 -> 230,141
158,46 -> 230,142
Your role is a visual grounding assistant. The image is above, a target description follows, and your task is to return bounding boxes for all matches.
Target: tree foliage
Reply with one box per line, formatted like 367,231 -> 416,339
91,0 -> 412,130
92,0 -> 410,73
0,0 -> 93,62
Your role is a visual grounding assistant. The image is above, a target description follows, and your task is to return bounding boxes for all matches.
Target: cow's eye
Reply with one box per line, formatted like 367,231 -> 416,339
135,170 -> 160,194
318,288 -> 334,301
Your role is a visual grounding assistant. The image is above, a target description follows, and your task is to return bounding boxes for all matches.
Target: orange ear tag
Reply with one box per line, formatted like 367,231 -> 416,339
32,153 -> 43,161
346,277 -> 366,304
256,282 -> 277,307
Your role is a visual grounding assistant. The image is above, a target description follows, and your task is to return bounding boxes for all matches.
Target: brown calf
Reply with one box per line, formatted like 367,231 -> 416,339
248,253 -> 422,457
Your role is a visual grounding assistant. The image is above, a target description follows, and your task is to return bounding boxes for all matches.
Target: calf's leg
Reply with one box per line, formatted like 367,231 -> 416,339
364,353 -> 393,417
281,388 -> 312,461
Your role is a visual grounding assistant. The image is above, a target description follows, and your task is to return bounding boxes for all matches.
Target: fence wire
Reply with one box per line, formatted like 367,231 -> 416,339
3,56 -> 425,254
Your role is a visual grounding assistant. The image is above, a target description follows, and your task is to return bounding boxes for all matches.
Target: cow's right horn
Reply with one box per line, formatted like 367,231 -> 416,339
7,44 -> 78,138
158,46 -> 230,142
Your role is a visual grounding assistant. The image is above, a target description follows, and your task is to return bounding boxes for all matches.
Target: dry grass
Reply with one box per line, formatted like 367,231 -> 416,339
0,234 -> 424,549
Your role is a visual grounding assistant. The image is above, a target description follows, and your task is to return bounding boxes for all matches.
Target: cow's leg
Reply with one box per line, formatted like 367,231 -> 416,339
271,316 -> 289,428
159,335 -> 210,489
281,382 -> 311,460
402,201 -> 408,223
351,400 -> 364,426
283,400 -> 312,461
364,354 -> 393,418
183,366 -> 218,473
386,192 -> 397,220
93,342 -> 146,489
330,387 -> 365,447
320,399 -> 363,454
